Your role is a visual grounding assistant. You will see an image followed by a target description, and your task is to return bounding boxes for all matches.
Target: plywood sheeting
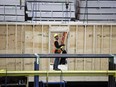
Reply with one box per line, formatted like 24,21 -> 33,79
68,25 -> 76,70
0,25 -> 6,50
100,25 -> 110,70
33,25 -> 42,53
24,25 -> 34,70
112,25 -> 116,54
6,25 -> 16,70
76,25 -> 84,70
94,25 -> 102,70
0,25 -> 7,70
86,25 -> 93,53
40,25 -> 49,70
16,25 -> 23,70
84,25 -> 93,70
0,24 -> 116,72
77,25 -> 85,53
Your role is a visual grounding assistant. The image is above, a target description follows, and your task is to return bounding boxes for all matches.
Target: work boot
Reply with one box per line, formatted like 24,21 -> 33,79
53,68 -> 61,70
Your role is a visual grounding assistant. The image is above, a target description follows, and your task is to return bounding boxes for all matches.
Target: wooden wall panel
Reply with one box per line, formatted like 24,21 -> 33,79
6,25 -> 16,70
33,25 -> 42,70
68,25 -> 76,70
84,25 -> 93,70
112,25 -> 116,54
0,25 -> 6,69
33,25 -> 42,53
77,25 -> 84,54
0,25 -> 6,51
0,24 -> 116,72
102,25 -> 110,53
16,25 -> 23,70
24,25 -> 34,70
76,25 -> 84,70
100,25 -> 110,70
40,25 -> 49,70
86,25 -> 93,53
94,25 -> 102,70
42,25 -> 49,52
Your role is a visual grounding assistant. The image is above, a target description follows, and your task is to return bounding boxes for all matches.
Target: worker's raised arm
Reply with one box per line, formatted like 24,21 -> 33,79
54,41 -> 65,49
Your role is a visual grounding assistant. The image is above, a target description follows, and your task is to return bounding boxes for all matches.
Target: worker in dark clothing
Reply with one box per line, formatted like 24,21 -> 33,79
59,49 -> 67,65
53,33 -> 65,70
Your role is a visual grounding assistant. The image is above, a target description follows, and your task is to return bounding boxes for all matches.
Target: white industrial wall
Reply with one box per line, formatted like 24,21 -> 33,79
0,0 -> 116,22
0,0 -> 25,21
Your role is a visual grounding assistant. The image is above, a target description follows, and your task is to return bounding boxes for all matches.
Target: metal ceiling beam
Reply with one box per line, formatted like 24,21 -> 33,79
26,0 -> 73,3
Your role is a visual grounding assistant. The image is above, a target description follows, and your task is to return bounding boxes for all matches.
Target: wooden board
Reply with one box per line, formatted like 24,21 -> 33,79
100,25 -> 110,70
0,25 -> 6,50
68,25 -> 76,70
84,25 -> 93,70
33,25 -> 42,53
76,25 -> 84,70
6,25 -> 16,70
0,25 -> 6,69
16,25 -> 23,71
24,25 -> 34,70
112,25 -> 116,54
40,25 -> 49,70
94,25 -> 102,70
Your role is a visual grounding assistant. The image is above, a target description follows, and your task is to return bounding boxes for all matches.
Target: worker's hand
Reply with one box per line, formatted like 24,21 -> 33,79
60,46 -> 65,51
62,44 -> 65,46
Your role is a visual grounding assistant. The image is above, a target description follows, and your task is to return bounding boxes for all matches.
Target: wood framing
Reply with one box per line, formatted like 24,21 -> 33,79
0,22 -> 115,81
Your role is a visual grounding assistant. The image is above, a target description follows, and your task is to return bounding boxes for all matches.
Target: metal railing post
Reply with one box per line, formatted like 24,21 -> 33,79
108,55 -> 115,87
34,53 -> 40,87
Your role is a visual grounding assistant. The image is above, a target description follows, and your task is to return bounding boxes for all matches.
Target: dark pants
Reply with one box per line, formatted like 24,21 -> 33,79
53,57 -> 60,69
53,51 -> 60,69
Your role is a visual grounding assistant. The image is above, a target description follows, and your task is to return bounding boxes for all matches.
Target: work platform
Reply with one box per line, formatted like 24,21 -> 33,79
0,70 -> 116,76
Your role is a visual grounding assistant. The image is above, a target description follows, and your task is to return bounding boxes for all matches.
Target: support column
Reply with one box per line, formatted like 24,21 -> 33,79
34,54 -> 40,87
108,56 -> 115,87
